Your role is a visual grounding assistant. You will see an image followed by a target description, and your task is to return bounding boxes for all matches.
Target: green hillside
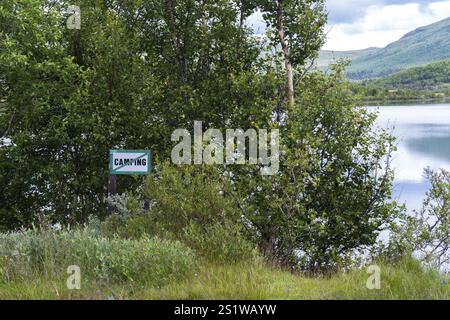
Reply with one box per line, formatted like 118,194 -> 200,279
347,17 -> 450,79
349,59 -> 450,103
317,47 -> 380,67
371,59 -> 450,90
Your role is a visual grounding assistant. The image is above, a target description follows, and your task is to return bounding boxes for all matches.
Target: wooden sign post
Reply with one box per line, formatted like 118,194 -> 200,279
107,174 -> 116,215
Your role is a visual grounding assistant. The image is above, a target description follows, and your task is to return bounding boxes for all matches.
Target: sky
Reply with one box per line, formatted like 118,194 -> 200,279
247,0 -> 450,51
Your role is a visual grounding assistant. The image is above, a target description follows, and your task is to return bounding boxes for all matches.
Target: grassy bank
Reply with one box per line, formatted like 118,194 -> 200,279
0,225 -> 448,300
0,257 -> 448,300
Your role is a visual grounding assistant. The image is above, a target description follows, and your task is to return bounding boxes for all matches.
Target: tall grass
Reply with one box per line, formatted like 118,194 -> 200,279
0,227 -> 197,288
0,226 -> 447,300
1,252 -> 448,299
142,258 -> 449,300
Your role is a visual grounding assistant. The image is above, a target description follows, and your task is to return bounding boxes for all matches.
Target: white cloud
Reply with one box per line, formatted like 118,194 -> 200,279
324,1 -> 450,51
326,0 -> 446,24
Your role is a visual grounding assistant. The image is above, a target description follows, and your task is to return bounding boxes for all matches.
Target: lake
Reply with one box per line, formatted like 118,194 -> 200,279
370,103 -> 450,213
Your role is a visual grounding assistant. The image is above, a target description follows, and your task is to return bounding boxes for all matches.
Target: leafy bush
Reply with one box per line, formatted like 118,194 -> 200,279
183,221 -> 258,264
381,168 -> 449,269
0,227 -> 196,287
143,163 -> 239,231
104,68 -> 402,273
233,66 -> 401,273
0,0 -> 271,228
102,163 -> 258,264
101,210 -> 174,242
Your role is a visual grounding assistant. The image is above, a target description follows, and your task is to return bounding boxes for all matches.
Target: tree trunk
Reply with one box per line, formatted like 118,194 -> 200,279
285,61 -> 294,106
276,1 -> 294,106
261,234 -> 275,262
239,1 -> 245,29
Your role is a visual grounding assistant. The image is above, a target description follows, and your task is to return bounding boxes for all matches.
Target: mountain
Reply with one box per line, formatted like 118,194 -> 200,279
346,17 -> 450,79
317,47 -> 381,67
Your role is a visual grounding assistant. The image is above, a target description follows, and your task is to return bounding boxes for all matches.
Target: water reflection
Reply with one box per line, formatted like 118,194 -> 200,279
406,136 -> 450,163
370,104 -> 450,212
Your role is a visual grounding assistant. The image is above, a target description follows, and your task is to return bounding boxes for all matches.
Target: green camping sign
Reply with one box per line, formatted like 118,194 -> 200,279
109,150 -> 151,175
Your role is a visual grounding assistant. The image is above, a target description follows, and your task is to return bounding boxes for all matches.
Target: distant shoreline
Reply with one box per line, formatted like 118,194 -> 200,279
360,97 -> 450,106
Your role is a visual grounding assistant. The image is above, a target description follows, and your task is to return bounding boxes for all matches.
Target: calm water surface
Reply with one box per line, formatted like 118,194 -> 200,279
370,104 -> 450,212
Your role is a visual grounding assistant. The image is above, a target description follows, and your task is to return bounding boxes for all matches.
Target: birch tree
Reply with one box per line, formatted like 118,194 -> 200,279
260,0 -> 327,106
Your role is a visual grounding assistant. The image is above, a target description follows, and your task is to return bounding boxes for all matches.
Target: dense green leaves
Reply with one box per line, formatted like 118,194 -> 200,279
1,0 -> 404,272
260,0 -> 327,66
235,66 -> 399,272
0,0 -> 266,225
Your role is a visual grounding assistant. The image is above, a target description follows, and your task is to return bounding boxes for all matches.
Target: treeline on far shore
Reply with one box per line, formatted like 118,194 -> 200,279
346,59 -> 450,104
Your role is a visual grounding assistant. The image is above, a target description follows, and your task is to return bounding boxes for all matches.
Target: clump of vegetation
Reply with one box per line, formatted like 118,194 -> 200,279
82,65 -> 404,275
0,0 -> 448,301
0,0 -> 402,275
0,226 -> 197,287
379,168 -> 449,269
229,65 -> 400,274
103,163 -> 258,264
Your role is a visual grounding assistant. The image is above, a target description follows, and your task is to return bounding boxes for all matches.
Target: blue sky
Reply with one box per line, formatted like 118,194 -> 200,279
247,0 -> 450,51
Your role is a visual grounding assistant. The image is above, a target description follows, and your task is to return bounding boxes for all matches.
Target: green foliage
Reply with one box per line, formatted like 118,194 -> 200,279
102,162 -> 258,264
0,0 -> 415,276
0,0 -> 155,224
372,59 -> 450,90
260,0 -> 327,66
183,221 -> 258,264
0,227 -> 197,287
0,0 -> 269,227
102,65 -> 402,273
143,163 -> 238,231
381,168 -> 449,269
235,65 -> 400,273
101,212 -> 163,241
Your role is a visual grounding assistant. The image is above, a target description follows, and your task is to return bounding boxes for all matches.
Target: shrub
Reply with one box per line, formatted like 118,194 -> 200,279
0,227 -> 196,287
233,66 -> 400,273
143,163 -> 240,231
381,168 -> 449,269
183,221 -> 258,264
102,163 -> 258,264
101,211 -> 169,240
